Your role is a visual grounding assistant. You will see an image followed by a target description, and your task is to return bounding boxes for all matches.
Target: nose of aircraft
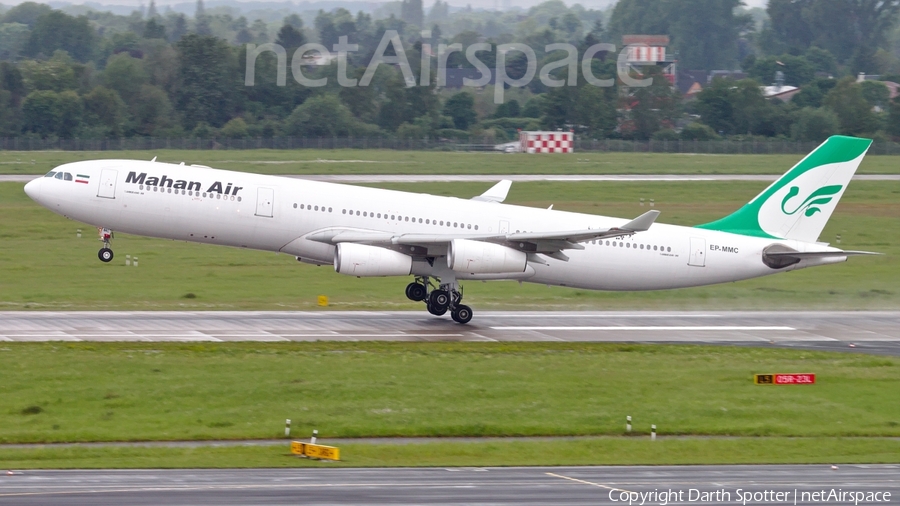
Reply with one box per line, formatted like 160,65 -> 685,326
24,177 -> 41,201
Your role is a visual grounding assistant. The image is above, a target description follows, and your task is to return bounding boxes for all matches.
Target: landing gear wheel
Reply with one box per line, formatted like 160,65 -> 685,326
98,248 -> 114,263
405,282 -> 427,302
451,304 -> 473,324
429,290 -> 450,311
427,302 -> 448,316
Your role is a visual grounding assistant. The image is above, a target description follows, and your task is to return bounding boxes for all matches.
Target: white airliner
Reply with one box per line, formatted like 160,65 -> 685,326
24,135 -> 877,324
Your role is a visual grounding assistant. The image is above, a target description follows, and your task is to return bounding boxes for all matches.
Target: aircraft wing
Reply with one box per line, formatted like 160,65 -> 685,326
306,210 -> 660,261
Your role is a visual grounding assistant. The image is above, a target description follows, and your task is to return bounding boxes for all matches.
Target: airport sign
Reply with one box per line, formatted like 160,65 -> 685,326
754,373 -> 816,385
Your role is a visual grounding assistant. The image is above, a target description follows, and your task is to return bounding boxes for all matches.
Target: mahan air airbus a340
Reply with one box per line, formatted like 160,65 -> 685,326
24,135 -> 877,324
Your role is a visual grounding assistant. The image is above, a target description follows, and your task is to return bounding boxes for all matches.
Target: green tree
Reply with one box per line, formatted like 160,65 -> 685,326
608,0 -> 749,70
24,10 -> 96,63
21,89 -> 82,138
82,86 -> 127,137
400,0 -> 424,27
275,24 -> 306,50
791,78 -> 837,109
624,66 -> 680,139
747,54 -> 816,87
443,91 -> 477,130
765,0 -> 900,66
284,94 -> 358,136
0,88 -> 19,136
220,117 -> 249,138
887,95 -> 900,137
1,2 -> 52,27
680,122 -> 719,140
102,53 -> 148,104
860,80 -> 890,110
0,22 -> 30,60
18,54 -> 77,92
175,34 -> 238,129
144,18 -> 166,39
571,84 -> 617,139
823,77 -> 880,135
131,84 -> 175,135
791,107 -> 840,142
696,78 -> 788,136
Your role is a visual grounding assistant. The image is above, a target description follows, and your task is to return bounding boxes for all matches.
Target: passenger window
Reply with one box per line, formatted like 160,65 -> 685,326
474,225 -> 478,230
294,204 -> 298,208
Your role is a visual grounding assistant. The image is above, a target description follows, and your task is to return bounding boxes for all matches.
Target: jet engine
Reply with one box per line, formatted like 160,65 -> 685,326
334,243 -> 412,277
447,239 -> 527,274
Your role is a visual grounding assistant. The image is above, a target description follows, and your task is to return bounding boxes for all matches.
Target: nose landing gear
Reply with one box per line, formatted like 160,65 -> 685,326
98,227 -> 114,263
406,276 -> 473,324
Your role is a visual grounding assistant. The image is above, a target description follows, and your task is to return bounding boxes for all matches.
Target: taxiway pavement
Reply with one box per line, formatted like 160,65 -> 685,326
0,311 -> 898,355
1,465 -> 897,505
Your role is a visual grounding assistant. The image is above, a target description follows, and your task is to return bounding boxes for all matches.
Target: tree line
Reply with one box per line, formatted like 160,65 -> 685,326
2,0 -> 900,143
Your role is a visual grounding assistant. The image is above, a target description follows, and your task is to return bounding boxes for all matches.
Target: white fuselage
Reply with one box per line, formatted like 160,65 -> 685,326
25,160 -> 843,291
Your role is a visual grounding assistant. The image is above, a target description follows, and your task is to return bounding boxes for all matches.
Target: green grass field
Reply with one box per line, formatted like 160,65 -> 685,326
4,438 -> 900,468
2,149 -> 900,176
1,179 -> 897,310
1,343 -> 898,444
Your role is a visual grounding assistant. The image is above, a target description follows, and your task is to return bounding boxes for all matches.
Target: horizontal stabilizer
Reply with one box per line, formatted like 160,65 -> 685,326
765,250 -> 881,258
471,180 -> 512,203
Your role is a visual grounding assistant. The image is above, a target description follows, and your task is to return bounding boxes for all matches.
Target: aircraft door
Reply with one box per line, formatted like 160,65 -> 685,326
97,169 -> 117,199
499,220 -> 510,234
255,187 -> 274,217
688,237 -> 706,267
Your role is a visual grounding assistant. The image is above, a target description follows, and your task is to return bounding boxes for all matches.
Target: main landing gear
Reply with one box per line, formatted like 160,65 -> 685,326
405,276 -> 473,324
97,227 -> 114,263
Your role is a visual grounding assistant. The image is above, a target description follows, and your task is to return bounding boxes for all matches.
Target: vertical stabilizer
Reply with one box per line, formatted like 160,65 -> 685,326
697,135 -> 871,242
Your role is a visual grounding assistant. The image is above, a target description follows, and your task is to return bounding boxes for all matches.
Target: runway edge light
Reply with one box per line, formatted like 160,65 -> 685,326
754,373 -> 816,385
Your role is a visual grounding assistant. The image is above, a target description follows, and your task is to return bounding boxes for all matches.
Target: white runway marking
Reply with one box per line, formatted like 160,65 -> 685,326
493,326 -> 796,331
485,313 -> 722,318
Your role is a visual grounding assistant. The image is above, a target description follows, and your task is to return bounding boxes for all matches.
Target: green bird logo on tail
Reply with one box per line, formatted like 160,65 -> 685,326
780,185 -> 843,217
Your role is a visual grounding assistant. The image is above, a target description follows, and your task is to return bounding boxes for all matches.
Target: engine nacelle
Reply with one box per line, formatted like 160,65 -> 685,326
447,239 -> 527,274
334,243 -> 412,277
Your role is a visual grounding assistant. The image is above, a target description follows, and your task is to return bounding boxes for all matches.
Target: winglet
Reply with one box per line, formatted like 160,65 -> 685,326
621,210 -> 660,232
472,180 -> 512,203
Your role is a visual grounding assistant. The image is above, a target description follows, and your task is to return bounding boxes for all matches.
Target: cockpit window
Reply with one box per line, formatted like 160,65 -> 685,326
44,171 -> 57,178
64,173 -> 73,181
54,172 -> 63,179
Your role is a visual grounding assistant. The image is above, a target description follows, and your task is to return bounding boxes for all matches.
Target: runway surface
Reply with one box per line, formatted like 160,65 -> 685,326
1,311 -> 898,355
4,174 -> 900,183
1,465 -> 897,505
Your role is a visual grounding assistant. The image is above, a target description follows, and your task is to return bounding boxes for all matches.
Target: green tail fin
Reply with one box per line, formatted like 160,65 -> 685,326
696,135 -> 871,242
